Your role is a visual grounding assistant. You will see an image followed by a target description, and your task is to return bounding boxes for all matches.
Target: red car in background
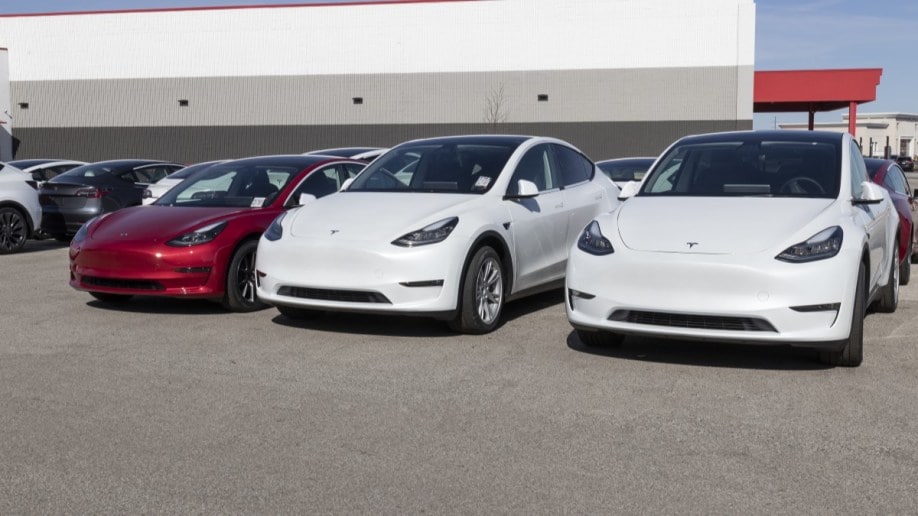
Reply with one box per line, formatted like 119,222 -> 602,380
69,155 -> 365,311
865,158 -> 917,284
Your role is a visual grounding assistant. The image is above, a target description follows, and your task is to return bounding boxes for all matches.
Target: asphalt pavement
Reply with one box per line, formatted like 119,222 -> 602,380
1,240 -> 917,513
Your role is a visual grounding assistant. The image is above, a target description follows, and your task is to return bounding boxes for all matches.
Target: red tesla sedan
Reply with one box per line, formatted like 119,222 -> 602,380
69,154 -> 366,311
865,158 -> 917,284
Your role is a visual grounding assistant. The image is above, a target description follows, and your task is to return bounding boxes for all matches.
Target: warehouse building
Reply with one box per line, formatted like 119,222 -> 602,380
780,112 -> 918,159
0,0 -> 755,163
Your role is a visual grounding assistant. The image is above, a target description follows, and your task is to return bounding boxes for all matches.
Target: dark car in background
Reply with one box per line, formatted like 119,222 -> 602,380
894,155 -> 914,172
866,158 -> 917,284
39,160 -> 183,240
596,157 -> 655,187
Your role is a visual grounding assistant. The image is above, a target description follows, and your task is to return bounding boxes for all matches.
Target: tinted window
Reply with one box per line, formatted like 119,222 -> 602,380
642,139 -> 841,198
885,165 -> 908,195
349,142 -> 517,194
156,162 -> 299,208
509,144 -> 558,193
552,144 -> 593,187
598,159 -> 655,182
850,141 -> 869,198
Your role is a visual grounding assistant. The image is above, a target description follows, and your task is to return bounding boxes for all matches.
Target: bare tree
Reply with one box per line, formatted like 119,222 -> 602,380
483,83 -> 510,133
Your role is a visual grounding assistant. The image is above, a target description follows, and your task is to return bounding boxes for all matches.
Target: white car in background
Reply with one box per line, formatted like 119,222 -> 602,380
142,160 -> 226,205
566,130 -> 898,367
7,159 -> 87,184
0,162 -> 44,253
257,135 -> 620,333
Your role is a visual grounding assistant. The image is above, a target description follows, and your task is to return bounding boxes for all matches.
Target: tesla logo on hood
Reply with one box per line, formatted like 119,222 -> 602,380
686,242 -> 699,249
329,230 -> 340,236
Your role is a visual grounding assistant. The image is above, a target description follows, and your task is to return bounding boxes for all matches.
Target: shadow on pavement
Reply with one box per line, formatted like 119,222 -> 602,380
270,288 -> 566,338
86,296 -> 230,315
566,331 -> 829,371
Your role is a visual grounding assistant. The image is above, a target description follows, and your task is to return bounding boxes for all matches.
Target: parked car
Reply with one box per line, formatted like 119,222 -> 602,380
68,155 -> 366,311
596,157 -> 656,187
865,158 -> 917,282
894,155 -> 914,172
566,130 -> 898,367
39,160 -> 184,240
142,160 -> 226,205
304,147 -> 387,162
0,162 -> 43,254
7,159 -> 87,183
256,135 -> 621,333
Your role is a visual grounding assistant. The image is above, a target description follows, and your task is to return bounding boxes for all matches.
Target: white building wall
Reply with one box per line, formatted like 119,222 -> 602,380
0,0 -> 754,81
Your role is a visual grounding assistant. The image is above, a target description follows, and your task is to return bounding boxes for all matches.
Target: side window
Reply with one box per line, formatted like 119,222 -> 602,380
508,144 -> 557,193
888,166 -> 908,196
343,163 -> 365,177
552,144 -> 593,187
849,141 -> 869,197
287,166 -> 340,205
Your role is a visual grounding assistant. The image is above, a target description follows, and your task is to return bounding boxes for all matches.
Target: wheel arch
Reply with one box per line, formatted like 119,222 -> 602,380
459,230 -> 513,292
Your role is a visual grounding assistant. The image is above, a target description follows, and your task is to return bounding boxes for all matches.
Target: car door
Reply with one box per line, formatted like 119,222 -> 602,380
849,142 -> 888,288
551,143 -> 608,245
504,143 -> 569,292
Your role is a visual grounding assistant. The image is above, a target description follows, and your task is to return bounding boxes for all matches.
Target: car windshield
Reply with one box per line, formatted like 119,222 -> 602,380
164,161 -> 221,181
52,163 -> 120,181
598,159 -> 654,182
640,140 -> 841,198
155,161 -> 298,208
347,142 -> 518,194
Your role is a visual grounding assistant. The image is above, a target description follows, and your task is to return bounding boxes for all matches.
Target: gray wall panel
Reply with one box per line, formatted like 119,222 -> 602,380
10,66 -> 752,128
13,120 -> 752,164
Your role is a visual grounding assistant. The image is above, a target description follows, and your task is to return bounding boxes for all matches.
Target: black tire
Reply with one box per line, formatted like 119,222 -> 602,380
221,239 -> 266,312
576,329 -> 624,348
89,292 -> 133,304
900,241 -> 911,286
819,261 -> 865,367
277,304 -> 320,320
448,246 -> 504,334
0,206 -> 29,254
875,244 -> 899,314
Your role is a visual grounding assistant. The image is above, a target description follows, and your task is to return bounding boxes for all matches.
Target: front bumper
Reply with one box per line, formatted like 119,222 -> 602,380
256,235 -> 464,315
69,241 -> 227,298
565,246 -> 860,348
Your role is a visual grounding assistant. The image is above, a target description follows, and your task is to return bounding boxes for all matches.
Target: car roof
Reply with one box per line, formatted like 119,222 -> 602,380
398,134 -> 533,147
214,154 -> 360,168
675,130 -> 846,145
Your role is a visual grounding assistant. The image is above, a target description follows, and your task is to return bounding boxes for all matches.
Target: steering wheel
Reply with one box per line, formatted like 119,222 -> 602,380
780,176 -> 825,195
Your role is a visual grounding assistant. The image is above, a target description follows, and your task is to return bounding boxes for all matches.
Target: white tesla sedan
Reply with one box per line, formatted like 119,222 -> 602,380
256,135 -> 620,333
566,130 -> 899,367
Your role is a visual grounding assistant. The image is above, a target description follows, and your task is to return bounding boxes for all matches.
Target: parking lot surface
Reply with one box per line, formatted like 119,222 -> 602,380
2,240 -> 918,513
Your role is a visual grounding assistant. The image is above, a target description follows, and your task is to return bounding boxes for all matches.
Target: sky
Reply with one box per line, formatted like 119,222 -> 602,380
1,0 -> 916,129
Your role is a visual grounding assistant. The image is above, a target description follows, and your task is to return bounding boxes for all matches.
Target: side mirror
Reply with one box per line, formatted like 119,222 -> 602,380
298,193 -> 317,206
853,181 -> 885,205
505,179 -> 539,200
618,180 -> 640,200
340,177 -> 355,191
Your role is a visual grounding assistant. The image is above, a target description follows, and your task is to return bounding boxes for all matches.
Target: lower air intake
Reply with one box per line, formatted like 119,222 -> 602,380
277,286 -> 391,304
609,310 -> 777,332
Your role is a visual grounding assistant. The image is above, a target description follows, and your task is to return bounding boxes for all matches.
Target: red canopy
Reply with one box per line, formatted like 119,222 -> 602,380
753,68 -> 883,134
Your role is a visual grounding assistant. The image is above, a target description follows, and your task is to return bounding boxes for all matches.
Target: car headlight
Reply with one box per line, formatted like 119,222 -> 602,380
392,217 -> 458,247
71,213 -> 111,245
776,226 -> 843,263
577,221 -> 615,255
264,212 -> 286,242
167,221 -> 227,247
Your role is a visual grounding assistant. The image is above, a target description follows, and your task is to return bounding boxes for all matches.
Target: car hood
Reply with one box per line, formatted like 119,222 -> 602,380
615,197 -> 836,254
287,192 -> 479,240
87,205 -> 253,243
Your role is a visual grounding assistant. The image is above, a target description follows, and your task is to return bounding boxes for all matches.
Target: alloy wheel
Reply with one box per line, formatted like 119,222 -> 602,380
475,256 -> 503,325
